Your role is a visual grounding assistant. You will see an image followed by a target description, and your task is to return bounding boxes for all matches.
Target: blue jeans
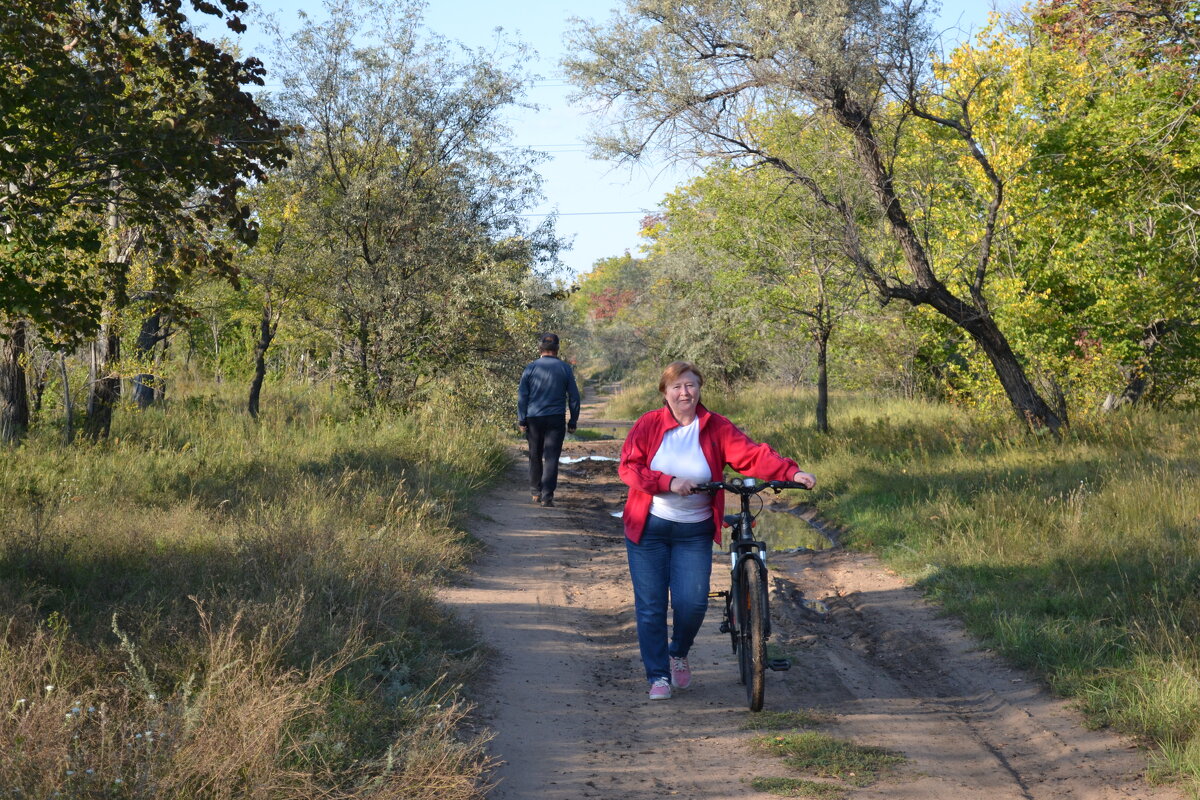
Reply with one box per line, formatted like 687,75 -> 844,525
625,513 -> 714,684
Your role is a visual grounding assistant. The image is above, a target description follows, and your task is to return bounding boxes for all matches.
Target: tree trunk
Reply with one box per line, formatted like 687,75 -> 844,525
248,303 -> 277,419
815,327 -> 829,434
1102,319 -> 1175,411
131,311 -> 163,409
926,284 -> 1065,432
832,92 -> 1064,433
60,354 -> 74,445
86,175 -> 124,439
85,318 -> 121,440
210,316 -> 222,384
0,321 -> 30,444
154,316 -> 171,404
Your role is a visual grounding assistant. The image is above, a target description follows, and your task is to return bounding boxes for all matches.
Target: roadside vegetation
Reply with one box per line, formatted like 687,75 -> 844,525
611,383 -> 1200,789
0,377 -> 508,798
744,708 -> 905,797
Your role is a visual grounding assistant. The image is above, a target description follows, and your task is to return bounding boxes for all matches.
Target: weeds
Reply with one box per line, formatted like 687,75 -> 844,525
741,709 -> 832,731
754,732 -> 906,787
0,379 -> 506,798
749,776 -> 846,798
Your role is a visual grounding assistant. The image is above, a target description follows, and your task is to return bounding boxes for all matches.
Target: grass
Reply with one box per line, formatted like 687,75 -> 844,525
567,427 -> 613,441
0,377 -> 509,798
741,709 -> 832,731
753,732 -> 906,787
749,776 -> 846,798
604,382 -> 1200,792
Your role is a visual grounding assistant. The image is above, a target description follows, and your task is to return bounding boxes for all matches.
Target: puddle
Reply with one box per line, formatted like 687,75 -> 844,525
559,455 -> 619,464
755,509 -> 833,552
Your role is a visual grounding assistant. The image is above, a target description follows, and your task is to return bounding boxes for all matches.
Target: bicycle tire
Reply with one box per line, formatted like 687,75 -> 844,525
738,557 -> 767,711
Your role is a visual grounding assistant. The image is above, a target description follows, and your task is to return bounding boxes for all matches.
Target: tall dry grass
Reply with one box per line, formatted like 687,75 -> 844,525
0,379 -> 507,798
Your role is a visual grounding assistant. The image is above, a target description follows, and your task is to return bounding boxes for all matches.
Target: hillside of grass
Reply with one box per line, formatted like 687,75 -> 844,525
607,384 -> 1200,790
0,380 -> 509,799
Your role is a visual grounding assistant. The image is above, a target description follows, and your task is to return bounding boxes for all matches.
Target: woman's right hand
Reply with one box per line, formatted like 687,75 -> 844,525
668,477 -> 699,496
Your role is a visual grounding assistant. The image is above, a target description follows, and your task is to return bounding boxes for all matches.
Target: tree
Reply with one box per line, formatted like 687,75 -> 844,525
649,155 -> 869,431
569,251 -> 655,380
0,0 -> 289,440
263,0 -> 561,408
912,2 -> 1200,412
565,0 -> 1068,431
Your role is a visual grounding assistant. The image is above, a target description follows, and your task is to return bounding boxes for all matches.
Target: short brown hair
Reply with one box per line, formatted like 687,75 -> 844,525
658,361 -> 704,394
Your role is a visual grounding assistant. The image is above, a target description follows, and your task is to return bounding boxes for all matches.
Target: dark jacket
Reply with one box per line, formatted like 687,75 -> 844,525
518,355 -> 581,425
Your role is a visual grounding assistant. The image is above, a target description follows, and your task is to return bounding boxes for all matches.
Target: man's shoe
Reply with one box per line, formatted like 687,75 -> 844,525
648,677 -> 671,700
670,656 -> 691,690
540,496 -> 555,507
531,493 -> 541,504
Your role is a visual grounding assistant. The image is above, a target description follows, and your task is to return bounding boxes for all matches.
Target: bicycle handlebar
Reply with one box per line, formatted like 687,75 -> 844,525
693,478 -> 811,495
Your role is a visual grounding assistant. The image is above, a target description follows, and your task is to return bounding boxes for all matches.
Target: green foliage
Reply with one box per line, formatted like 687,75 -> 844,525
0,0 -> 289,340
261,0 -> 563,409
911,5 -> 1200,412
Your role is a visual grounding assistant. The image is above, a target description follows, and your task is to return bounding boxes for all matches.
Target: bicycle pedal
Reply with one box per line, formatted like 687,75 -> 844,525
719,622 -> 731,634
768,659 -> 791,671
707,591 -> 728,598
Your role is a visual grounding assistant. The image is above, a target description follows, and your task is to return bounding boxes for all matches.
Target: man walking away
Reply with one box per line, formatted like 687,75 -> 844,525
517,333 -> 581,507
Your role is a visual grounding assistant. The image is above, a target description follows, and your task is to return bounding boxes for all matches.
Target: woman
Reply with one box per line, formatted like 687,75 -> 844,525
618,361 -> 815,700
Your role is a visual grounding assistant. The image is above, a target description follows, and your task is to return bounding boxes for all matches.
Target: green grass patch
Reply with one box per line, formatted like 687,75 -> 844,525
754,731 -> 906,786
741,709 -> 832,731
750,776 -> 846,798
568,427 -> 613,441
0,378 -> 509,798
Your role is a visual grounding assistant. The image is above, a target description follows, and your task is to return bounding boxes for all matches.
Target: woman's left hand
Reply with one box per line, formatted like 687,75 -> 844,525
792,470 -> 816,489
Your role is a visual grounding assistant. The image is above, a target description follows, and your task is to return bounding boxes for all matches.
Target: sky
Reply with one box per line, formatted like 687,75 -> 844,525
212,0 -> 1005,278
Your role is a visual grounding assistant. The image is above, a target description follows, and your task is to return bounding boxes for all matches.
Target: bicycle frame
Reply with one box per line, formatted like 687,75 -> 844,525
698,476 -> 807,710
725,491 -> 771,648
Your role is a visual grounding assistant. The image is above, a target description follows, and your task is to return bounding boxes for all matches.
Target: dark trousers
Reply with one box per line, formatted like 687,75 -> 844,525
525,415 -> 566,500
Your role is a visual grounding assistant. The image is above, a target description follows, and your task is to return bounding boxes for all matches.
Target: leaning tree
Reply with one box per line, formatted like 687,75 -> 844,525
565,0 -> 1067,431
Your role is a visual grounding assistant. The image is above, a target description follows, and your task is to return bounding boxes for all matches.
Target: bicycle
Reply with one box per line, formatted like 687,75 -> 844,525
694,476 -> 810,711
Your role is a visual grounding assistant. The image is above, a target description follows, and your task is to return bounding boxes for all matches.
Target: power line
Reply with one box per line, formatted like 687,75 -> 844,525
518,210 -> 646,217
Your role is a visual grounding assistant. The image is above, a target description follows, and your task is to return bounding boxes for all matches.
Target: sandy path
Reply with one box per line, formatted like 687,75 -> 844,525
442,393 -> 1183,800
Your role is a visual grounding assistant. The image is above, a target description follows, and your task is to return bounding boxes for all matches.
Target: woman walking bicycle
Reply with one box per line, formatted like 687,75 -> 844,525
618,361 -> 815,700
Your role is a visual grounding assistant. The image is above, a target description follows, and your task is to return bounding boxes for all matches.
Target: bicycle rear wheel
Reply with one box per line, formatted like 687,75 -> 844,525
737,557 -> 767,711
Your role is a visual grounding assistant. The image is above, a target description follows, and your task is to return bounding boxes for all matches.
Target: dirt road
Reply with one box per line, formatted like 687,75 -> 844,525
442,395 -> 1182,800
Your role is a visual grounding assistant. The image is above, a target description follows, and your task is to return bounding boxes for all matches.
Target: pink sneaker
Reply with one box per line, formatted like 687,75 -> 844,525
648,677 -> 672,700
670,656 -> 691,690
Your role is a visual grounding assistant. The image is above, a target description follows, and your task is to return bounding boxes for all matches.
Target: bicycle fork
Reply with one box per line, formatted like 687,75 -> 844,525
709,546 -> 791,672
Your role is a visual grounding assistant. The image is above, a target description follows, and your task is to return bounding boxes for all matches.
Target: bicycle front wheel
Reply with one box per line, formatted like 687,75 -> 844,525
737,558 -> 767,711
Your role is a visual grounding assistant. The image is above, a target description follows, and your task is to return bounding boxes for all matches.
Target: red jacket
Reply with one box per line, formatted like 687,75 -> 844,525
618,403 -> 800,544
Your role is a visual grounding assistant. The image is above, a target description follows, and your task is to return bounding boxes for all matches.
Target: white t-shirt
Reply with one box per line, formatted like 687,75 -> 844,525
648,418 -> 713,523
